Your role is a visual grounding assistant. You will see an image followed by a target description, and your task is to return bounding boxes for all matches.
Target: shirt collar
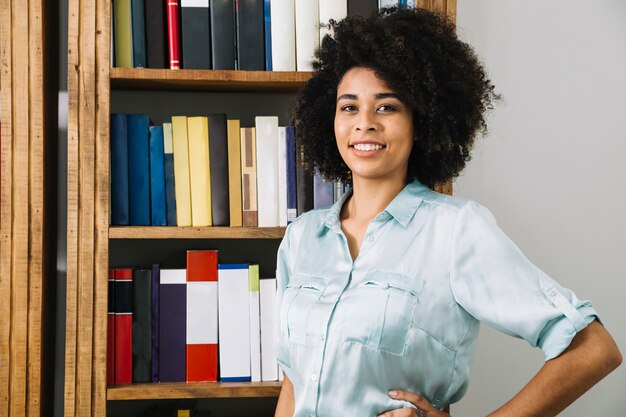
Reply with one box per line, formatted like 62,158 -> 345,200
315,179 -> 431,236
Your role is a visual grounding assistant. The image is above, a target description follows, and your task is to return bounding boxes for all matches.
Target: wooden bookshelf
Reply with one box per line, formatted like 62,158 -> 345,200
109,226 -> 286,239
107,381 -> 282,401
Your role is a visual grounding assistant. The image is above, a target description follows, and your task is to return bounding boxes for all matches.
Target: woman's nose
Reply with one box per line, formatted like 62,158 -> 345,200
355,112 -> 378,132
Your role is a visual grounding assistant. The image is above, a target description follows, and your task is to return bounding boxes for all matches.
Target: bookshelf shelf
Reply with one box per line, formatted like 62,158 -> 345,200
110,68 -> 314,92
108,226 -> 286,239
107,381 -> 282,400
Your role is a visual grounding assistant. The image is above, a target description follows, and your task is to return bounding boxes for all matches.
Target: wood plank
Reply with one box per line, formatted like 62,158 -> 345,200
432,0 -> 447,14
109,68 -> 313,92
107,382 -> 283,401
108,226 -> 286,240
0,0 -> 13,413
446,0 -> 456,25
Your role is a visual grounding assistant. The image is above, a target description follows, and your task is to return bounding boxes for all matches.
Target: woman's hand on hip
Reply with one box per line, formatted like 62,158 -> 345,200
377,390 -> 450,417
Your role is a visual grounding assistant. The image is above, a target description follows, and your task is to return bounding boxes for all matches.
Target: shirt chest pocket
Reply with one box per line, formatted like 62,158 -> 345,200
341,271 -> 422,356
279,275 -> 326,346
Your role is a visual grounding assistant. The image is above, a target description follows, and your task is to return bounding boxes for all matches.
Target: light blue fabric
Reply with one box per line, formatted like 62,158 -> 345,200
275,179 -> 597,416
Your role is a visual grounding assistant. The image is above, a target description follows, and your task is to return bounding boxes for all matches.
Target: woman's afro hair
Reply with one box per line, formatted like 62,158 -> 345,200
292,7 -> 499,188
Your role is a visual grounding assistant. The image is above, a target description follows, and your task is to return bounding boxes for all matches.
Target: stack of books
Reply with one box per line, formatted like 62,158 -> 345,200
108,250 -> 282,384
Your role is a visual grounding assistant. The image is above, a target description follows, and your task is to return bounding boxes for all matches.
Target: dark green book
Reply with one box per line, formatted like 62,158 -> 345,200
132,268 -> 152,383
131,0 -> 147,67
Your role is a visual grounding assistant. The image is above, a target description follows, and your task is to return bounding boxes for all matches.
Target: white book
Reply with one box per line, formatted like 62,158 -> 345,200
277,127 -> 288,227
295,0 -> 319,71
218,264 -> 252,381
319,0 -> 347,43
255,116 -> 280,227
270,0 -> 296,71
248,265 -> 262,382
260,278 -> 279,381
379,0 -> 398,8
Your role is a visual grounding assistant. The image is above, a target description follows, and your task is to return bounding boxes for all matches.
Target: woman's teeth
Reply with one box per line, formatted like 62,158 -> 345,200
353,143 -> 385,151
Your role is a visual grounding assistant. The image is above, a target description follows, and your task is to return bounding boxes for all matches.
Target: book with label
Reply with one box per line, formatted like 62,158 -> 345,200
166,0 -> 181,69
181,0 -> 211,69
227,120 -> 243,226
114,268 -> 133,384
248,264 -> 261,382
162,122 -> 177,226
241,127 -> 258,226
171,116 -> 192,226
255,116 -> 279,227
107,269 -> 116,385
187,116 -> 212,226
159,269 -> 187,382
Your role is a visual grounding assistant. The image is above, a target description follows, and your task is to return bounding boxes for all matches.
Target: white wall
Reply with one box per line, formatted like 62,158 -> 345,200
454,1 -> 626,415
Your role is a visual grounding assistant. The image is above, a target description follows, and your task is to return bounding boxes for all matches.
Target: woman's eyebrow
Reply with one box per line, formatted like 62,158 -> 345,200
336,92 -> 400,102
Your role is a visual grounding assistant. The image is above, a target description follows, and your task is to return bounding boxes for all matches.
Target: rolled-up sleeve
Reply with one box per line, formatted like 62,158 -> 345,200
450,201 -> 598,360
275,223 -> 293,371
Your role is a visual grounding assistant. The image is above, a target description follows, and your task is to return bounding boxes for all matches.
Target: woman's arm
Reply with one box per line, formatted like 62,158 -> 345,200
275,375 -> 295,417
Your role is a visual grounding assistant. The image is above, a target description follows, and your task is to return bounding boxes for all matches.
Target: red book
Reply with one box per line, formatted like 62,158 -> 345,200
166,0 -> 181,69
107,269 -> 116,385
186,250 -> 219,382
115,268 -> 133,384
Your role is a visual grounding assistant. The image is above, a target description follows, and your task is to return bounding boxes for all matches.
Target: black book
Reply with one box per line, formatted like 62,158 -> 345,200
131,0 -> 147,67
235,0 -> 264,70
181,0 -> 211,69
210,0 -> 236,70
145,0 -> 166,68
208,114 -> 230,226
296,147 -> 314,216
348,0 -> 378,18
132,268 -> 152,383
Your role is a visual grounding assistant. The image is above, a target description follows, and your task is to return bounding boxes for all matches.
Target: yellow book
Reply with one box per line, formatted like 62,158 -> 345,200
113,0 -> 133,68
240,127 -> 258,227
187,116 -> 212,227
171,116 -> 192,226
227,120 -> 243,227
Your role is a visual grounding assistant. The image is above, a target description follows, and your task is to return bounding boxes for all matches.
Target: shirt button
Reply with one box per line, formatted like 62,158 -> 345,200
548,289 -> 557,297
367,235 -> 374,243
311,374 -> 317,381
320,335 -> 325,342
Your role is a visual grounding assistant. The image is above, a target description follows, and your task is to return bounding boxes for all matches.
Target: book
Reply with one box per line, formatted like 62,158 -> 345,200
132,268 -> 152,383
159,269 -> 187,382
277,127 -> 288,227
240,127 -> 258,226
248,264 -> 261,382
210,0 -> 236,70
162,123 -> 177,226
131,0 -> 147,67
186,250 -> 219,382
260,278 -> 278,381
285,126 -> 297,222
114,0 -> 133,68
313,169 -> 334,208
151,263 -> 160,383
107,269 -> 116,385
166,0 -> 181,69
227,120 -> 243,227
181,0 -> 211,69
319,0 -> 347,43
149,125 -> 167,226
263,0 -> 272,70
269,0 -> 295,71
296,147 -> 313,216
127,114 -> 151,226
114,268 -> 133,384
171,116 -> 192,226
348,0 -> 377,17
218,264 -> 251,382
379,0 -> 397,8
294,0 -> 318,70
236,0 -> 265,70
255,116 -> 279,227
208,114 -> 230,226
187,116 -> 212,227
333,180 -> 344,203
145,0 -> 167,68
110,113 -> 130,225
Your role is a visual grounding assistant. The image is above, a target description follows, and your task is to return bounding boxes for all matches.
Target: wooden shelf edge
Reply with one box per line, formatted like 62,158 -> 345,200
107,381 -> 283,401
108,226 -> 286,239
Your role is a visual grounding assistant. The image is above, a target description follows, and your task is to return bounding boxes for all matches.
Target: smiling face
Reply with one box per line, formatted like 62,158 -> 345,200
334,67 -> 415,186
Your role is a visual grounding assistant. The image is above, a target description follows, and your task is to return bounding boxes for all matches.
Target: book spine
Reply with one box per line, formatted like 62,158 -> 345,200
181,0 -> 211,69
149,125 -> 167,226
208,114 -> 230,226
127,114 -> 151,226
270,0 -> 295,71
167,0 -> 181,69
263,0 -> 272,70
151,263 -> 160,382
294,0 -> 318,70
285,126 -> 297,223
132,269 -> 152,383
210,0 -> 236,70
240,127 -> 258,226
248,264 -> 261,382
131,0 -> 147,67
348,0 -> 377,17
313,169 -> 334,209
378,0 -> 398,8
236,0 -> 265,70
333,180 -> 344,203
186,250 -> 219,382
162,122 -> 177,226
255,116 -> 279,227
110,113 -> 130,225
159,269 -> 187,382
218,264 -> 251,382
319,0 -> 347,43
107,269 -> 116,385
115,268 -> 133,384
114,0 -> 133,67
227,120 -> 243,227
260,278 -> 278,381
277,127 -> 287,227
145,0 -> 167,68
187,116 -> 212,227
171,116 -> 192,226
296,145 -> 313,216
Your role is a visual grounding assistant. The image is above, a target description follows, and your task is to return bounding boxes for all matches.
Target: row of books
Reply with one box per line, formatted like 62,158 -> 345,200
112,0 -> 412,71
110,113 -> 347,227
108,250 -> 283,384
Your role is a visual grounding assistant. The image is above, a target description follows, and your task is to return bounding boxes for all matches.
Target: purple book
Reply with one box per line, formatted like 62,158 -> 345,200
158,269 -> 187,382
151,263 -> 160,382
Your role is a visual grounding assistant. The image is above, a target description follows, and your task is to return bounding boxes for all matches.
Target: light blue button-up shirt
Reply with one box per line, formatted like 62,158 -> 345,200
275,180 -> 597,416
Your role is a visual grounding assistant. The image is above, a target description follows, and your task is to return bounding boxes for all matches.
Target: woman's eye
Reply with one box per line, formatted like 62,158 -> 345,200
340,104 -> 357,112
378,104 -> 396,112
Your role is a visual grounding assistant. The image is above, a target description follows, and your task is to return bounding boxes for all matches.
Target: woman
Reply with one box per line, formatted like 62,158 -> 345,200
274,8 -> 621,417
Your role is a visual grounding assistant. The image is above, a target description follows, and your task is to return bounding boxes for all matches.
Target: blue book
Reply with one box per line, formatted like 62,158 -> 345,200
149,126 -> 167,226
131,0 -> 147,67
263,0 -> 272,70
313,169 -> 334,209
163,123 -> 177,226
286,126 -> 297,223
127,114 -> 151,225
110,113 -> 130,225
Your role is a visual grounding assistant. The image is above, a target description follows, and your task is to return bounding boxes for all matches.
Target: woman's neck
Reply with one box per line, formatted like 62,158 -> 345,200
341,176 -> 408,223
